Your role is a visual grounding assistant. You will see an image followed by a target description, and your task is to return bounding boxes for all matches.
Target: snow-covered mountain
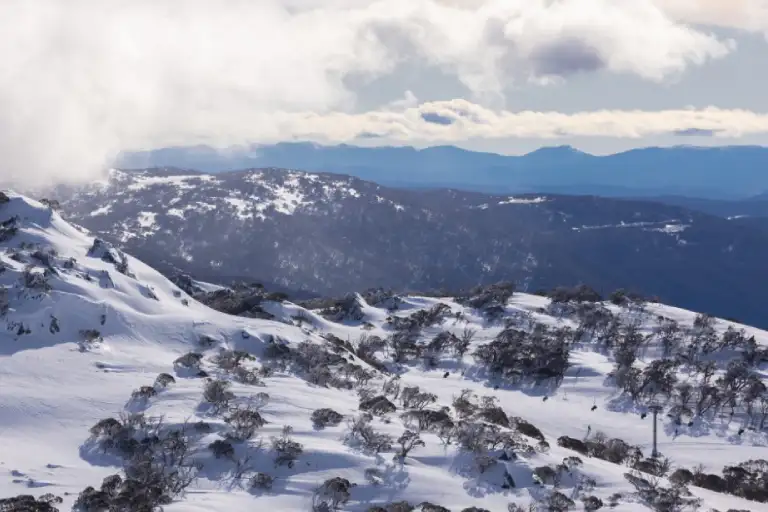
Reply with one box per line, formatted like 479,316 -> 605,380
1,191 -> 767,511
50,167 -> 768,329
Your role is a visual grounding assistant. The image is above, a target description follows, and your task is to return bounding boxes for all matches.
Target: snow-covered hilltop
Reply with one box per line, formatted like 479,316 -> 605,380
1,192 -> 767,511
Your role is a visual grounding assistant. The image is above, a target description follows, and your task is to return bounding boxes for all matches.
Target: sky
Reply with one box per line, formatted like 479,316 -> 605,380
1,0 -> 768,185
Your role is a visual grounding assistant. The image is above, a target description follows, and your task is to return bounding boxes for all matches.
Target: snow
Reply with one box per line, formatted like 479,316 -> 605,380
126,175 -> 210,191
573,219 -> 687,233
0,193 -> 766,511
137,211 -> 157,229
651,224 -> 689,234
498,197 -> 548,205
89,204 -> 112,217
223,197 -> 253,220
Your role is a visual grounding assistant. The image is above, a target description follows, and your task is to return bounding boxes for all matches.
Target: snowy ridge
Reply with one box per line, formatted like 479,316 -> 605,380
0,193 -> 767,511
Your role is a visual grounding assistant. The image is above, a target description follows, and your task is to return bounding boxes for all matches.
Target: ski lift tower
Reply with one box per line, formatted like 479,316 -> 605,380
648,404 -> 663,458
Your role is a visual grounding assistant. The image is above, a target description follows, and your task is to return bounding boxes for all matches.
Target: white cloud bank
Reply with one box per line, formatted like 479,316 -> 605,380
207,100 -> 768,142
0,0 -> 753,186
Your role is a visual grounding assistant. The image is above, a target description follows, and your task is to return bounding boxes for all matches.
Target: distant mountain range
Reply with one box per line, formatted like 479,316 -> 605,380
52,167 -> 768,328
116,143 -> 768,199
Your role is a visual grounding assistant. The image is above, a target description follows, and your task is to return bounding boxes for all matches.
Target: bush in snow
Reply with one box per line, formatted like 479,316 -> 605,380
507,504 -> 536,512
417,503 -> 450,512
624,470 -> 701,512
198,334 -> 218,348
452,389 -> 478,420
173,352 -> 203,370
312,477 -> 355,511
557,436 -> 588,456
390,303 -> 452,332
548,284 -> 602,304
75,456 -> 197,512
77,329 -> 103,351
395,430 -> 425,461
208,440 -> 235,459
224,405 -> 266,441
21,266 -> 52,292
368,501 -> 415,512
668,468 -> 694,487
154,373 -> 176,388
312,408 -> 344,429
346,414 -> 393,453
249,472 -> 274,491
401,407 -> 453,432
78,417 -> 199,512
510,417 -> 545,442
131,386 -> 157,401
581,495 -> 604,511
632,457 -> 672,478
0,494 -> 62,512
271,426 -> 303,468
473,325 -> 570,386
213,349 -> 255,371
320,294 -> 365,322
355,334 -> 388,372
203,379 -> 235,414
456,281 -> 516,311
545,491 -> 575,512
232,366 -> 263,386
193,421 -> 212,433
476,397 -> 509,428
399,386 -> 437,410
362,287 -> 403,311
532,465 -> 558,485
359,395 -> 397,416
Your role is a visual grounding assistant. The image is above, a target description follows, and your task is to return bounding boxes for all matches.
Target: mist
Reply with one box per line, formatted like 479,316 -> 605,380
0,0 -> 735,186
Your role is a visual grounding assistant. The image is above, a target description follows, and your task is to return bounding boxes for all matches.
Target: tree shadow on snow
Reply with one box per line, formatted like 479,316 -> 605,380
354,463 -> 412,509
663,413 -> 768,447
449,451 -> 511,499
460,366 -> 560,398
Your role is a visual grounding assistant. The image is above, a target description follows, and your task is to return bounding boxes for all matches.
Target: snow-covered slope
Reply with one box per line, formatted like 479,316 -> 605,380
1,192 -> 766,511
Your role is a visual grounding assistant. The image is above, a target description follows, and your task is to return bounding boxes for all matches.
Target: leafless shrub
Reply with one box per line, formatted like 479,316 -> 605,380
224,406 -> 266,441
271,426 -> 303,468
203,379 -> 235,414
395,430 -> 425,461
346,414 -> 393,453
249,472 -> 274,491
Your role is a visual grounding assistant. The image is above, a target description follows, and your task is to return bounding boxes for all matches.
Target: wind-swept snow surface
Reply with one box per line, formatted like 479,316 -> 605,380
0,193 -> 767,511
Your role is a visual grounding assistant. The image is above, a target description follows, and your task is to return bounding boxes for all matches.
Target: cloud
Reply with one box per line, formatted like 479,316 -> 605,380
272,101 -> 768,142
420,112 -> 456,125
0,0 -> 737,186
660,0 -> 768,35
673,127 -> 722,137
529,38 -> 605,77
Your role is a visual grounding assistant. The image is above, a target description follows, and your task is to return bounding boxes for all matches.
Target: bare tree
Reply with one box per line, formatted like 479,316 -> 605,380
395,430 -> 425,461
